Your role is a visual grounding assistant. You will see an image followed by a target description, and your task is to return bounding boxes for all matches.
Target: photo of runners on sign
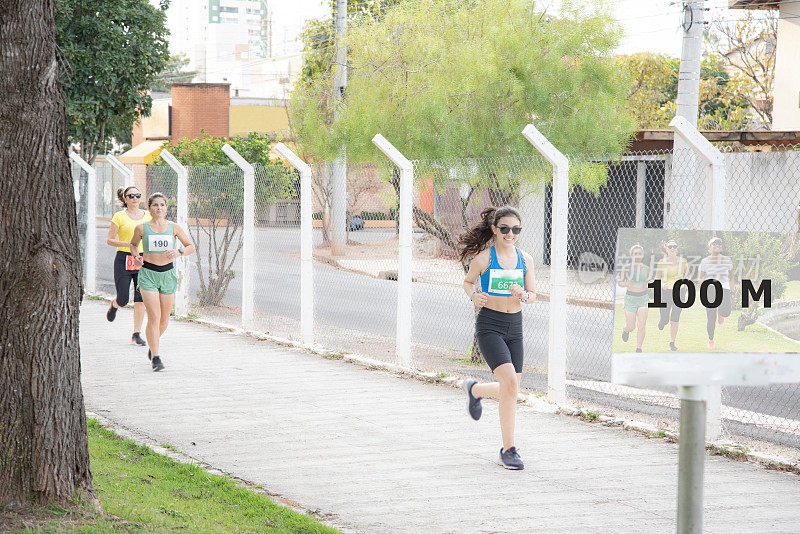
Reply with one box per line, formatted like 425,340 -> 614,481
612,228 -> 800,354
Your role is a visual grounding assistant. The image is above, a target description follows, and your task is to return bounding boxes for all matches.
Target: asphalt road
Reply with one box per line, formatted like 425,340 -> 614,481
91,226 -> 800,426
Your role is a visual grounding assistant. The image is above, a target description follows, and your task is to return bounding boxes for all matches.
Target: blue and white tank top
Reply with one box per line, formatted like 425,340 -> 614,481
480,245 -> 526,296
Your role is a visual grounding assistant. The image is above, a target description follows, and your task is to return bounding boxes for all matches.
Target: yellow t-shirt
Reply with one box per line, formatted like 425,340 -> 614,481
656,257 -> 688,288
111,209 -> 151,253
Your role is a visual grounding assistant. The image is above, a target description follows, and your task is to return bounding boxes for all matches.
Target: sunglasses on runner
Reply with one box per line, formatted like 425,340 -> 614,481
497,225 -> 522,235
126,193 -> 142,199
667,244 -> 678,250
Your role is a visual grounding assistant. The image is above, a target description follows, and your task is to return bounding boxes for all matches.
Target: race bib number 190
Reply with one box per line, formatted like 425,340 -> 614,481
148,235 -> 171,252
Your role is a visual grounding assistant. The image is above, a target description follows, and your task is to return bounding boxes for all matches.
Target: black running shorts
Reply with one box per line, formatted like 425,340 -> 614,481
475,307 -> 524,373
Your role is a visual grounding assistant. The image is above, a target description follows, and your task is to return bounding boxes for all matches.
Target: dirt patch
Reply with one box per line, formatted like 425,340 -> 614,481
0,504 -> 135,532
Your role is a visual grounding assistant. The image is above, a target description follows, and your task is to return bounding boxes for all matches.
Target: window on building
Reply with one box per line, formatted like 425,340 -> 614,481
219,6 -> 238,12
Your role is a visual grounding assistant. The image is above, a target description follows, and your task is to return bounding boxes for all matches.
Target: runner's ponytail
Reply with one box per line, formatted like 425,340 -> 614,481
117,186 -> 136,208
458,206 -> 521,264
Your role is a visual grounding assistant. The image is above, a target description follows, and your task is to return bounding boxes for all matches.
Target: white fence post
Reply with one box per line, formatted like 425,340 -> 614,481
372,134 -> 413,369
160,149 -> 189,318
274,143 -> 315,347
222,144 -> 255,331
522,124 -> 568,406
670,116 -> 727,442
670,116 -> 727,230
70,152 -> 96,294
106,154 -> 134,188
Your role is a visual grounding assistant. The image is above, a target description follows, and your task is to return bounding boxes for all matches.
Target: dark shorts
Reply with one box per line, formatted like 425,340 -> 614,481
113,251 -> 142,306
475,307 -> 524,373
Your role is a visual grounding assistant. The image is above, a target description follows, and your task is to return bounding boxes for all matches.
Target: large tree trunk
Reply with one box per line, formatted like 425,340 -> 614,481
0,0 -> 94,506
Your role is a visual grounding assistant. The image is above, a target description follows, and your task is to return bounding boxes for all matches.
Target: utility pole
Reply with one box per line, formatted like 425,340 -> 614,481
673,3 -> 723,531
670,0 -> 707,230
675,0 -> 706,126
330,0 -> 348,254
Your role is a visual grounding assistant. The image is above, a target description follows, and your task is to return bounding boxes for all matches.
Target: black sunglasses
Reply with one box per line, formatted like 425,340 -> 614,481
497,225 -> 522,235
666,244 -> 678,250
126,193 -> 142,199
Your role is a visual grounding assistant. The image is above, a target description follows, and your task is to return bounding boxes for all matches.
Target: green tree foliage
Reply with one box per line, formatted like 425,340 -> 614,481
153,132 -> 278,167
707,11 -> 777,126
150,54 -> 199,93
292,0 -> 636,163
297,0 -> 402,87
617,52 -> 754,130
56,0 -> 170,163
151,133 -> 295,306
615,53 -> 679,129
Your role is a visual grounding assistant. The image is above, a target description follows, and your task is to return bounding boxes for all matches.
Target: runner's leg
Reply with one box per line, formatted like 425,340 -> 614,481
158,292 -> 175,337
636,306 -> 648,349
493,362 -> 518,451
141,289 -> 162,354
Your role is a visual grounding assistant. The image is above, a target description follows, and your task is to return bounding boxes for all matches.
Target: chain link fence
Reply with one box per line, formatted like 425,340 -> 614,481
306,161 -> 402,362
563,148 -> 706,439
408,156 -> 552,392
719,146 -> 800,451
561,145 -> 800,454
79,143 -> 800,456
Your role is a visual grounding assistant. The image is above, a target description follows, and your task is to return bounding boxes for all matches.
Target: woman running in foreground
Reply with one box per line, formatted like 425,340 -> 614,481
130,193 -> 194,371
459,206 -> 536,470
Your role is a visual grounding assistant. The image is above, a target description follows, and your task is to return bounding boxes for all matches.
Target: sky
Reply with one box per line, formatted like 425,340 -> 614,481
273,0 -> 765,58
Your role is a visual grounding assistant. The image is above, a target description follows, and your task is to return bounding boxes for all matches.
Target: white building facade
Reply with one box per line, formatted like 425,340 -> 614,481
729,0 -> 800,130
162,0 -> 300,98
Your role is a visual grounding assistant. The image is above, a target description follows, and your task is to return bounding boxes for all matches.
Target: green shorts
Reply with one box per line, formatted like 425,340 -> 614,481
137,265 -> 178,295
624,290 -> 650,313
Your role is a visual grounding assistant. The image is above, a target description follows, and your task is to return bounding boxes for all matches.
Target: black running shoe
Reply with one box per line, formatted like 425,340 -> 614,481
636,347 -> 643,353
669,342 -> 678,352
621,329 -> 630,342
151,355 -> 164,371
462,379 -> 482,421
131,332 -> 146,346
499,447 -> 524,470
106,304 -> 117,322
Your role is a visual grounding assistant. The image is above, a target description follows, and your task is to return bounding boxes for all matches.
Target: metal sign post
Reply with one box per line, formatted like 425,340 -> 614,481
614,352 -> 800,533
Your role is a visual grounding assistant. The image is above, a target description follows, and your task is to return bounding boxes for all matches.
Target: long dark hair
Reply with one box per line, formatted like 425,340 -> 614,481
458,205 -> 522,264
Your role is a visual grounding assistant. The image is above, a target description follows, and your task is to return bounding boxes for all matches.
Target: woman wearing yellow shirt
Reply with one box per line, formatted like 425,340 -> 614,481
655,240 -> 688,351
106,186 -> 151,346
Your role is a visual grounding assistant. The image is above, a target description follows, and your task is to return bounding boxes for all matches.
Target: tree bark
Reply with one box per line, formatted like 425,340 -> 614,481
0,0 -> 94,506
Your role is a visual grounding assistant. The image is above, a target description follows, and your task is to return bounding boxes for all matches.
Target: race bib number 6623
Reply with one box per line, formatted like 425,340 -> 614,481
488,268 -> 524,294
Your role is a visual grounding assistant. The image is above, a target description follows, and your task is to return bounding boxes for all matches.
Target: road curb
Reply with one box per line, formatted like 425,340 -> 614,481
310,254 -> 612,308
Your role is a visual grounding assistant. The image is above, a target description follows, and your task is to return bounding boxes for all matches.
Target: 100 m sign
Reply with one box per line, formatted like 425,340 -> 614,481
647,279 -> 772,309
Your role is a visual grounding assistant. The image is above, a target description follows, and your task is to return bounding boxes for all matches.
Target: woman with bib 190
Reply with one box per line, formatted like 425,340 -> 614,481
106,186 -> 151,346
459,206 -> 536,470
129,193 -> 194,371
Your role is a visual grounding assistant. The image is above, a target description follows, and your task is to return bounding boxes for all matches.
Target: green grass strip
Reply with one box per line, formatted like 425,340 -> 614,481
10,419 -> 341,533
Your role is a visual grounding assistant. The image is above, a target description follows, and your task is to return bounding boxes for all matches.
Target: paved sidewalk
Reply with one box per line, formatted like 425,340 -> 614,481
80,301 -> 800,533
